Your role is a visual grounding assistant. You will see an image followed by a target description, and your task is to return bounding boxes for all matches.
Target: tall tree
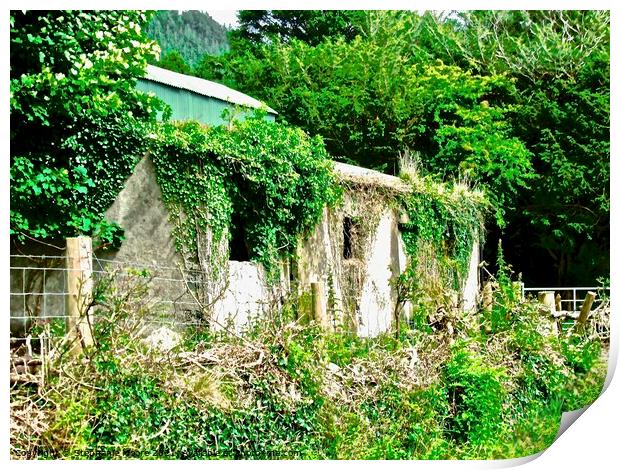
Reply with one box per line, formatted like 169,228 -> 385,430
146,10 -> 229,67
157,50 -> 192,75
434,11 -> 610,285
232,10 -> 365,46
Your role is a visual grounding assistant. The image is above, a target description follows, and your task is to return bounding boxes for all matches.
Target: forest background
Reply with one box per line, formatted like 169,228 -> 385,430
147,9 -> 610,288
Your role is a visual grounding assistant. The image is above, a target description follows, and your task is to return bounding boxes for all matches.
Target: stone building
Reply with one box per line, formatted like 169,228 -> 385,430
10,68 -> 480,338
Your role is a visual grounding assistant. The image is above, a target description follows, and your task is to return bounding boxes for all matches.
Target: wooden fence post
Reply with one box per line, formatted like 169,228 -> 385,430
66,236 -> 94,353
537,291 -> 555,313
576,291 -> 597,333
538,291 -> 558,334
311,281 -> 329,330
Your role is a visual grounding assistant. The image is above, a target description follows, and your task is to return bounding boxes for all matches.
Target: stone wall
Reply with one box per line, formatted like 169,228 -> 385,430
294,190 -> 409,336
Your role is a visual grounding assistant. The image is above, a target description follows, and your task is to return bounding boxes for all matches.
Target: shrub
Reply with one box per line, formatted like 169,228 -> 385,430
9,266 -> 608,460
443,342 -> 506,446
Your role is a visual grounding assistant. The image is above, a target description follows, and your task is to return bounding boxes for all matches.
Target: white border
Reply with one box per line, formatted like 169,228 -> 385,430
3,2 -> 617,467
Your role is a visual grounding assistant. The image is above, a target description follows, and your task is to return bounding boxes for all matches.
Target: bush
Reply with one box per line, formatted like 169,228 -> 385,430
443,342 -> 506,446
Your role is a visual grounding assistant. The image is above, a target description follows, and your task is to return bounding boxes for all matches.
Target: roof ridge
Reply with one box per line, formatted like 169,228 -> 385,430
143,65 -> 278,115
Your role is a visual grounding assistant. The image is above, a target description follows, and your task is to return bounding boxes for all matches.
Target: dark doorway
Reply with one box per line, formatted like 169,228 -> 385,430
229,213 -> 250,261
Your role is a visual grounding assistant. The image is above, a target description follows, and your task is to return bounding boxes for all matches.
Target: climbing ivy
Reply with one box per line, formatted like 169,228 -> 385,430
149,113 -> 339,275
10,10 -> 163,247
402,179 -> 488,282
395,169 -> 489,316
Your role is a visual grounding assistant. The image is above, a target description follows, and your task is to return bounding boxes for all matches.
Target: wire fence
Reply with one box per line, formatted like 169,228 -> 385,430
11,251 -> 612,357
10,253 -> 219,346
9,252 -> 402,355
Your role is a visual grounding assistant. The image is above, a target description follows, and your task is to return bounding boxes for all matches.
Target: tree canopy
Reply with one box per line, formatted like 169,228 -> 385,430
231,10 -> 365,46
192,10 -> 609,285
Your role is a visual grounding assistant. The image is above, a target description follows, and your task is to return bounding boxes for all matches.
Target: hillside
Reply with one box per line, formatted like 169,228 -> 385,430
146,10 -> 229,67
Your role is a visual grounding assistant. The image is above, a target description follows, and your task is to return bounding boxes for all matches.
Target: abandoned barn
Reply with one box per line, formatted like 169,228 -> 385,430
10,67 -> 480,339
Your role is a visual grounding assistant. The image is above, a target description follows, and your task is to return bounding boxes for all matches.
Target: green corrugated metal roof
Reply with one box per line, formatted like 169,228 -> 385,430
142,65 -> 277,115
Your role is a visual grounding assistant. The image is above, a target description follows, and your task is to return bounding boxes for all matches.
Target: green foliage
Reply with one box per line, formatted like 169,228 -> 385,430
443,342 -> 506,445
403,176 -> 487,281
148,120 -> 232,264
482,242 -> 523,332
232,10 -> 365,46
394,169 -> 489,321
145,10 -> 229,67
201,9 -> 609,286
198,12 -> 533,219
80,374 -> 326,459
512,65 -> 610,284
156,50 -> 192,75
437,11 -> 610,82
10,11 -> 337,275
10,10 -> 163,246
9,11 -> 610,459
150,114 -> 338,272
415,10 -> 610,285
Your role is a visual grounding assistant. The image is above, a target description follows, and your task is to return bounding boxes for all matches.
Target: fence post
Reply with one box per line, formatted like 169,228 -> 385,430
576,291 -> 597,333
537,291 -> 555,313
66,236 -> 94,353
538,291 -> 558,334
555,293 -> 563,334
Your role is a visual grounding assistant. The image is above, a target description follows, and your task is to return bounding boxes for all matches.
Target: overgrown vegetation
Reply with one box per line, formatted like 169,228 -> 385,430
401,157 -> 487,279
149,114 -> 338,274
10,11 -> 338,277
10,264 -> 608,459
12,9 -> 609,285
191,9 -> 609,286
9,9 -> 610,461
390,152 -> 489,333
10,10 -> 164,247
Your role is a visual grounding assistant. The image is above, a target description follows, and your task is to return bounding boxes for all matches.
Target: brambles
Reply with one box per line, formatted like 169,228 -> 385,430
10,265 -> 608,460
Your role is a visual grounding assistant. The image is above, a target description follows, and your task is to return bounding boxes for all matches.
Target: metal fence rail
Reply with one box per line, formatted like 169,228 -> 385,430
523,286 -> 610,314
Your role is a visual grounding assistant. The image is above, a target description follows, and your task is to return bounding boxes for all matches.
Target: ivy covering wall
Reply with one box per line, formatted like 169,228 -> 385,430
399,172 -> 488,289
394,168 -> 489,327
147,114 -> 487,296
149,114 -> 339,275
